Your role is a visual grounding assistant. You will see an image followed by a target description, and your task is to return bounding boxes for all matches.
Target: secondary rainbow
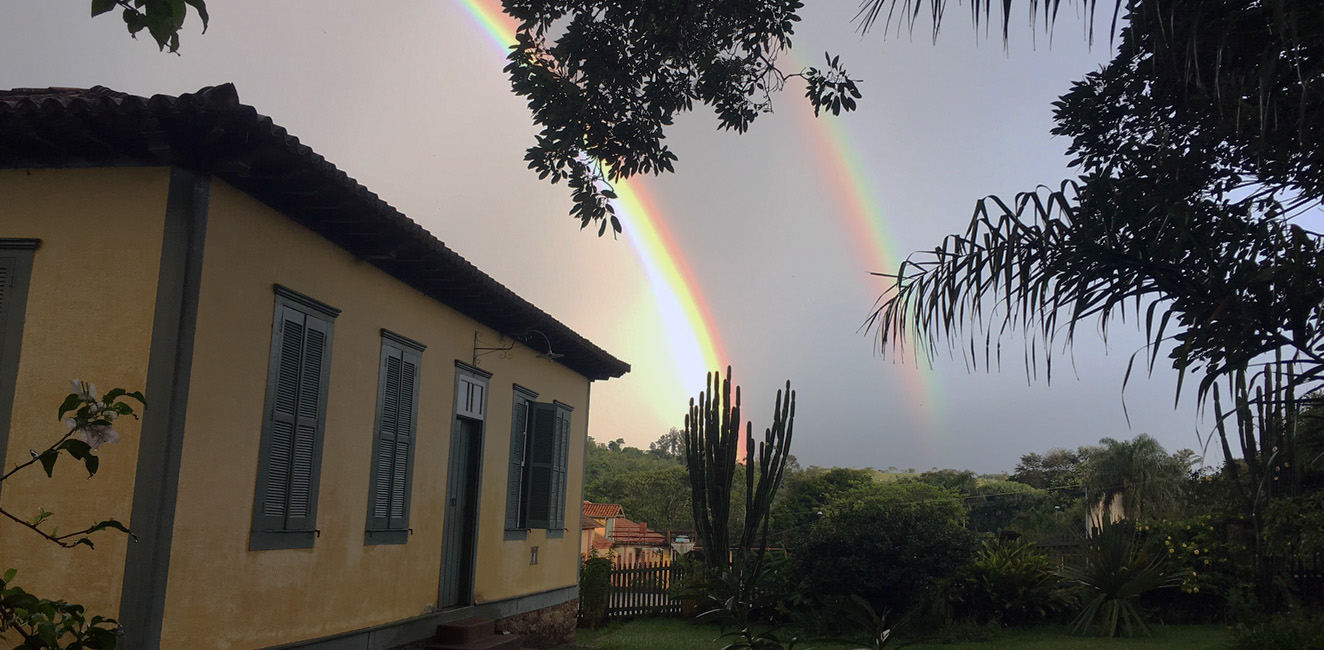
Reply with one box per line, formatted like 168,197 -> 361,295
786,52 -> 945,437
455,0 -> 725,383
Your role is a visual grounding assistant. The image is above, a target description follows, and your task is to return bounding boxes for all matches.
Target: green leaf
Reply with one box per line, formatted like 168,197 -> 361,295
31,508 -> 53,527
60,438 -> 92,458
38,450 -> 59,477
58,393 -> 82,419
3,591 -> 39,611
85,519 -> 131,536
91,0 -> 117,17
184,0 -> 209,31
84,454 -> 100,477
123,7 -> 147,35
3,568 -> 16,582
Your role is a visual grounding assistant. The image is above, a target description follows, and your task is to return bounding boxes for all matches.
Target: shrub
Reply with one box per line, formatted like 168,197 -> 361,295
1227,611 -> 1324,650
579,555 -> 612,628
668,552 -> 707,602
1138,514 -> 1255,623
1058,518 -> 1179,637
965,480 -> 1048,534
699,554 -> 811,650
786,483 -> 978,617
772,468 -> 876,533
946,540 -> 1075,626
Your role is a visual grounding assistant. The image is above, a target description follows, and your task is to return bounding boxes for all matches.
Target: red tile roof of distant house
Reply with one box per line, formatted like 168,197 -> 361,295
581,512 -> 598,530
583,501 -> 623,519
610,519 -> 667,547
590,536 -> 615,554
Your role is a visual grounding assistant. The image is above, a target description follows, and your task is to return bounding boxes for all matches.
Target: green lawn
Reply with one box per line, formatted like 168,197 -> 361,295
576,618 -> 1228,650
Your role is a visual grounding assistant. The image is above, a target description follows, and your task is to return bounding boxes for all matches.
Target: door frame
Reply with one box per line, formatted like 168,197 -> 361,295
439,362 -> 490,609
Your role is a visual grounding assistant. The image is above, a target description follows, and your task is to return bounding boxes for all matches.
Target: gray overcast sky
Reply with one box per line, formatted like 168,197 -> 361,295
1,1 -> 1214,474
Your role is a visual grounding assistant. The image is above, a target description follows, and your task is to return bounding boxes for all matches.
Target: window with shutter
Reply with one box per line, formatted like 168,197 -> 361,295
366,330 -> 425,545
0,240 -> 39,493
250,286 -> 338,551
522,400 -> 574,532
505,386 -> 538,536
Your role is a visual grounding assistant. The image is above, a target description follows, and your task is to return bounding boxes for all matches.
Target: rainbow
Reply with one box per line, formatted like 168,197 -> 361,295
454,1 -> 940,444
455,0 -> 725,386
786,53 -> 944,438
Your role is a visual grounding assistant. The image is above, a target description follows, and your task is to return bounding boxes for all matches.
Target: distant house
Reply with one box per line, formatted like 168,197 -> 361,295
580,501 -> 670,564
581,500 -> 623,558
583,500 -> 625,520
609,519 -> 670,565
0,85 -> 629,650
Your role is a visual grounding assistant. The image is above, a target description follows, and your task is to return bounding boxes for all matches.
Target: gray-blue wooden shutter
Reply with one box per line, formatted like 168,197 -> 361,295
255,305 -> 330,533
369,350 -> 400,530
256,305 -> 303,531
284,311 -> 329,532
390,350 -> 418,529
369,345 -> 420,532
526,402 -> 556,528
505,397 -> 529,529
550,406 -> 571,529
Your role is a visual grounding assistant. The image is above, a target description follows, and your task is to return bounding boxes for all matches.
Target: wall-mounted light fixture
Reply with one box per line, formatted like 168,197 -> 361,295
523,329 -> 564,361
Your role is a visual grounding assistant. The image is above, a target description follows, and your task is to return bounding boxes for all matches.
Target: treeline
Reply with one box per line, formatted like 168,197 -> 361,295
585,429 -> 1197,544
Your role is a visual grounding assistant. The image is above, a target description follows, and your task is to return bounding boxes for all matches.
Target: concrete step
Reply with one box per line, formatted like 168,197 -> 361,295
426,632 -> 522,650
434,617 -> 495,644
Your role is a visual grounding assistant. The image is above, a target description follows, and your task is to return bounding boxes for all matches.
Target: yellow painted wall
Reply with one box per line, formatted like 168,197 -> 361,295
472,366 -> 589,604
163,180 -> 593,649
0,167 -> 169,617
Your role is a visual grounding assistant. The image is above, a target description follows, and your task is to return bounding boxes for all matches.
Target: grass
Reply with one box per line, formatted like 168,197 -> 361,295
575,618 -> 1228,650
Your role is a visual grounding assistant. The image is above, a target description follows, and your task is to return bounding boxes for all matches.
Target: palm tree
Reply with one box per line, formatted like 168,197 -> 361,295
1081,435 -> 1190,522
866,0 -> 1322,607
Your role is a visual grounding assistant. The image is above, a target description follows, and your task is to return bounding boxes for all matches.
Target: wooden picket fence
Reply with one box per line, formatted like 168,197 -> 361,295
605,558 -> 686,618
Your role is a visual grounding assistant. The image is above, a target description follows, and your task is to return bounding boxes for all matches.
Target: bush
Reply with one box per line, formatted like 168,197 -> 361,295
786,483 -> 978,618
1138,514 -> 1255,623
668,552 -> 707,602
965,480 -> 1048,534
946,540 -> 1075,626
1227,611 -> 1324,650
1059,518 -> 1179,637
579,555 -> 612,628
772,468 -> 877,533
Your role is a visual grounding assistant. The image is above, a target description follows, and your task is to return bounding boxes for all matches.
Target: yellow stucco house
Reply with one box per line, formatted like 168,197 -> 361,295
0,84 -> 628,650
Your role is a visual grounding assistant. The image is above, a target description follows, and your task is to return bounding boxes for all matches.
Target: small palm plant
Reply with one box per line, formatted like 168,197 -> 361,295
1058,517 -> 1179,637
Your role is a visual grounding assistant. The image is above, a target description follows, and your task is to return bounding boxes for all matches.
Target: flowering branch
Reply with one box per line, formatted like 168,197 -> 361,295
0,380 -> 145,649
0,506 -> 132,549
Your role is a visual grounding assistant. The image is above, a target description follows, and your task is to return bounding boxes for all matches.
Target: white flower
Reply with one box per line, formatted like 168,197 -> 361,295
69,379 -> 98,401
65,418 -> 77,431
77,424 -> 119,450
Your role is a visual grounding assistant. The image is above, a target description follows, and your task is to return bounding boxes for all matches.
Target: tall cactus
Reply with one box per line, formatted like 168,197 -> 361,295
683,366 -> 795,573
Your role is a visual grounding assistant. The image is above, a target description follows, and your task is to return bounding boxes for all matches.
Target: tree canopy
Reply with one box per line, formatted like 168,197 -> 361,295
500,0 -> 861,235
868,1 -> 1324,477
